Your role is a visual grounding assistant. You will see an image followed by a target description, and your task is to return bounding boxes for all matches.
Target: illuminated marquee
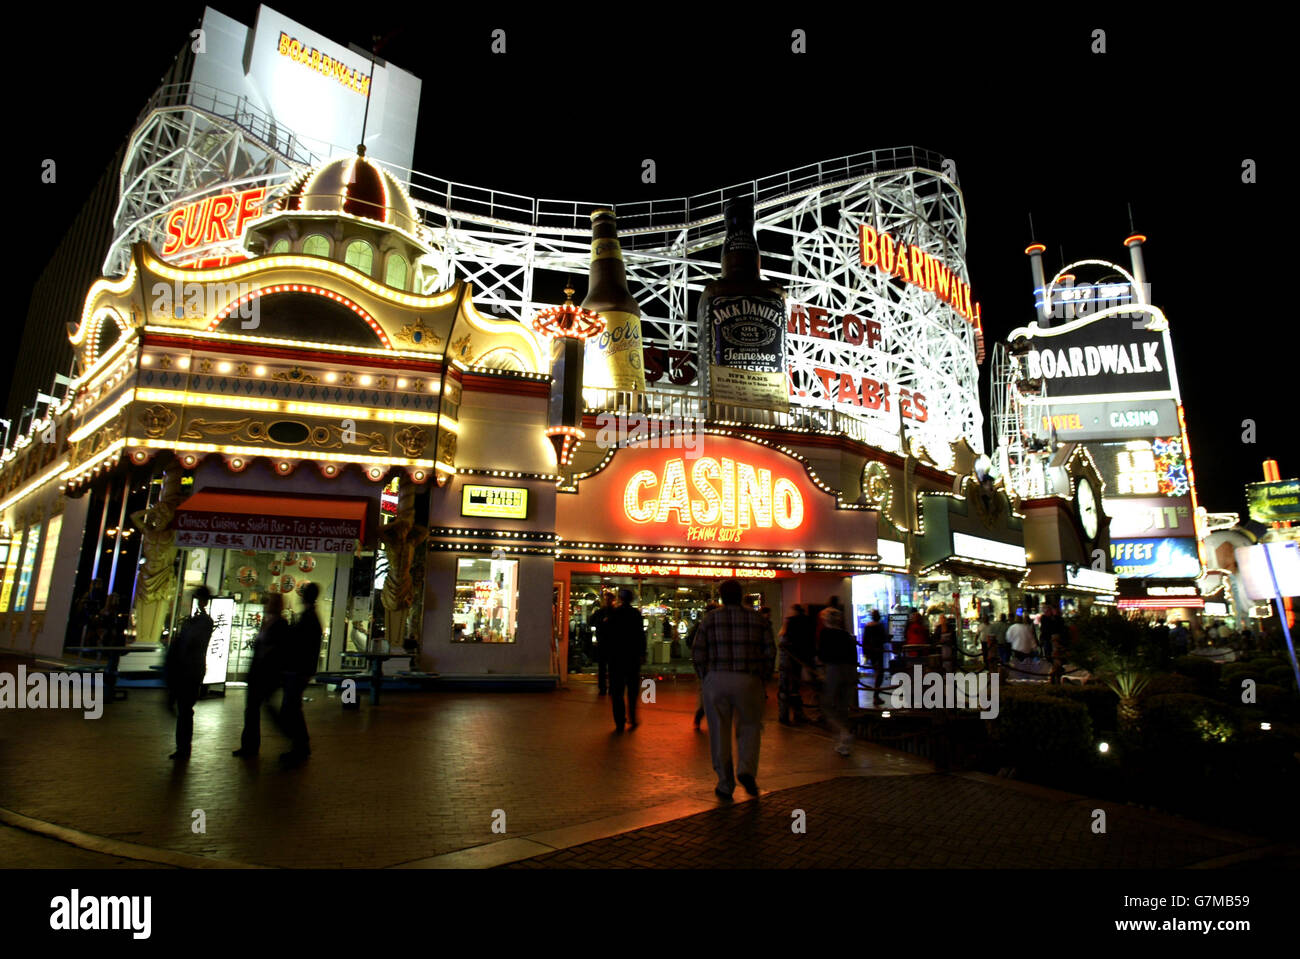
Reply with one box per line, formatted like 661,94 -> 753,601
277,32 -> 372,96
786,304 -> 928,421
623,456 -> 805,542
597,563 -> 778,579
859,225 -> 981,327
161,188 -> 266,258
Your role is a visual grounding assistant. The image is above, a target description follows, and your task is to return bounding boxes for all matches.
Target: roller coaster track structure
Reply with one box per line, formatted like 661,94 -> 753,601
109,82 -> 984,452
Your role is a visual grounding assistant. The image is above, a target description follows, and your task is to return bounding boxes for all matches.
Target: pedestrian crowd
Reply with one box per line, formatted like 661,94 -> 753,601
162,581 -> 322,766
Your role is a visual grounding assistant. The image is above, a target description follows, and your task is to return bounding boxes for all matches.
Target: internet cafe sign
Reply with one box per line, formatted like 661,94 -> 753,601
175,512 -> 361,553
557,434 -> 876,555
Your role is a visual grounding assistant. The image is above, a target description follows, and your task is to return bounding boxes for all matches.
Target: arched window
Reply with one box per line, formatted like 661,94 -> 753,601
345,240 -> 374,275
385,254 -> 408,289
303,235 -> 330,257
269,238 -> 290,255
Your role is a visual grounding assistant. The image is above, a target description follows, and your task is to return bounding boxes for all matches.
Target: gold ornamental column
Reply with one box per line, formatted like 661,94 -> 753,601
128,460 -> 185,646
379,475 -> 428,651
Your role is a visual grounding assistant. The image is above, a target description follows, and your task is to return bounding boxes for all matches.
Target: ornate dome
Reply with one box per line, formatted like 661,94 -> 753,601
273,150 -> 422,237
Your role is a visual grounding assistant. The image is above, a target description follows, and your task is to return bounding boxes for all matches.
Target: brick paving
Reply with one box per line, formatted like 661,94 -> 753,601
0,659 -> 922,868
502,774 -> 1264,869
1,654 -> 1284,869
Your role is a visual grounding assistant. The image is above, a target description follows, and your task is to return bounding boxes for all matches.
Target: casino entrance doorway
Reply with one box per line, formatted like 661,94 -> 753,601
563,568 -> 785,677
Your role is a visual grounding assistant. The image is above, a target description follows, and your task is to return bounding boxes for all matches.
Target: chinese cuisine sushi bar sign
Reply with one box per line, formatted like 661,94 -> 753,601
558,435 -> 874,554
175,512 -> 362,552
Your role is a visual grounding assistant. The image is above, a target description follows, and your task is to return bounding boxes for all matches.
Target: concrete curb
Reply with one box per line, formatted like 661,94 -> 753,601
0,806 -> 266,870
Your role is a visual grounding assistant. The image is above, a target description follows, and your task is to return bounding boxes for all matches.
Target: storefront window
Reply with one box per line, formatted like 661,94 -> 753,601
33,515 -> 62,612
453,557 -> 519,643
13,524 -> 41,612
219,548 -> 338,676
0,537 -> 16,613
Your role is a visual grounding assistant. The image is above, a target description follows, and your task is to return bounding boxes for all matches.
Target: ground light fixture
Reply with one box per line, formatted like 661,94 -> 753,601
1098,741 -> 1110,753
1261,723 -> 1271,731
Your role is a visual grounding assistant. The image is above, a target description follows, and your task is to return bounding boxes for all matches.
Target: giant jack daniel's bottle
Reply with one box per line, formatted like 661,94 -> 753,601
698,196 -> 787,410
581,209 -> 645,392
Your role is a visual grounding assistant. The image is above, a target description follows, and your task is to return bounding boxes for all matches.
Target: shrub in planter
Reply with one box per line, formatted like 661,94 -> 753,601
1250,684 -> 1299,720
1139,673 -> 1197,700
1222,662 -> 1272,687
988,686 -> 1093,770
1172,656 -> 1220,694
1041,683 -> 1119,735
1141,693 -> 1238,752
1266,665 -> 1298,690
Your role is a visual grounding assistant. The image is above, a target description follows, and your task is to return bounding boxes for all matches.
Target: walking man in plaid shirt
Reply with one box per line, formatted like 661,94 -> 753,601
693,579 -> 775,800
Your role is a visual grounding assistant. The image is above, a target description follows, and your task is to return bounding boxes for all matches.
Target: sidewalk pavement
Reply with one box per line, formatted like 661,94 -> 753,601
0,656 -> 1289,869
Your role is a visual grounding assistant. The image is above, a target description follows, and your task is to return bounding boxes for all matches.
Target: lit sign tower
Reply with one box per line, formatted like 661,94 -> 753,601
991,235 -> 1206,612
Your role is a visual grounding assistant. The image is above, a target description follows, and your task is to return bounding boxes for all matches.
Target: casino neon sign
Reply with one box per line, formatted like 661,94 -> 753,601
162,188 -> 267,258
622,456 -> 805,542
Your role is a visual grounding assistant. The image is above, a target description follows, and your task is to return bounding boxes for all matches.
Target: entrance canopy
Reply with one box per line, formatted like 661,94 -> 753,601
174,489 -> 371,552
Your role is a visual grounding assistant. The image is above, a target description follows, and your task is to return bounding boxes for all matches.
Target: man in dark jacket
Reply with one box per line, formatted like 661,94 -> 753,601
607,588 -> 646,733
232,592 -> 289,758
777,605 -> 814,725
589,591 -> 615,695
860,609 -> 889,707
277,582 -> 323,765
164,585 -> 214,760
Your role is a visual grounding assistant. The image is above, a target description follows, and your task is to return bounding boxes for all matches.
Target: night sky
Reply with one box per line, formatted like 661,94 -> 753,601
9,6 -> 1282,514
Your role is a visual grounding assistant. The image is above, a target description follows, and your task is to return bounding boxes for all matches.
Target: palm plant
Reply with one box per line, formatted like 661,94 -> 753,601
1067,610 -> 1163,739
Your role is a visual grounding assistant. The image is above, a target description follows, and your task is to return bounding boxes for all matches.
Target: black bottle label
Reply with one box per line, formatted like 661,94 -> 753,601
708,294 -> 785,372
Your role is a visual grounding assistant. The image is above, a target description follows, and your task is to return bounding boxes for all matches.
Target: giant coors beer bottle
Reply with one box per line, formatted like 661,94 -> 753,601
581,209 -> 645,392
698,195 -> 786,408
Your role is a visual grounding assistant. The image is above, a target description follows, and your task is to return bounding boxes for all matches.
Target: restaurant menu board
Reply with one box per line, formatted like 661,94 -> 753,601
195,596 -> 235,685
888,612 -> 910,651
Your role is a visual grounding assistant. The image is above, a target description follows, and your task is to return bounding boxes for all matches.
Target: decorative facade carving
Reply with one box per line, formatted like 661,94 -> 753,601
139,404 -> 177,439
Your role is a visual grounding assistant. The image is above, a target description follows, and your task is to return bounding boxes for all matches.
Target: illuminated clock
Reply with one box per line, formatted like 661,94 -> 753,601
1076,476 -> 1099,540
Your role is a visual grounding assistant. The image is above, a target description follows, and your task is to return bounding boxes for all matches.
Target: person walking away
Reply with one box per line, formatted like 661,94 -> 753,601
278,582 -> 322,765
993,613 -> 1011,665
937,615 -> 956,673
777,604 -> 812,725
589,592 -> 614,695
860,609 -> 889,707
818,609 -> 858,756
1008,614 -> 1036,663
693,579 -> 774,799
164,585 -> 214,760
93,593 -> 126,647
76,578 -> 107,646
977,615 -> 999,671
232,592 -> 289,758
608,588 -> 646,732
688,602 -> 717,730
784,603 -> 817,723
904,609 -> 929,660
1170,620 -> 1190,657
